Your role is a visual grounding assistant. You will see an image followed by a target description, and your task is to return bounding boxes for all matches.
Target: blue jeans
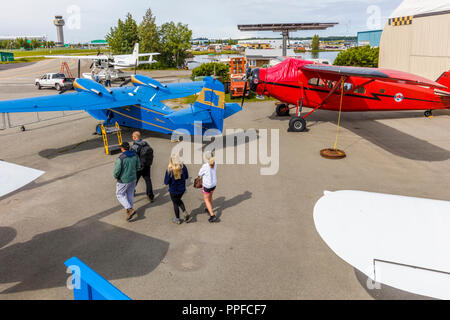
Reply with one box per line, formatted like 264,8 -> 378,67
116,180 -> 136,210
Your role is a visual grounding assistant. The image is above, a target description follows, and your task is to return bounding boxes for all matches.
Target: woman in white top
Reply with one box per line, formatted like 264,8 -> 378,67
198,152 -> 218,223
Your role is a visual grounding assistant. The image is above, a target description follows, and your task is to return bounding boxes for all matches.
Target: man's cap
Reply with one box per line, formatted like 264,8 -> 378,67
120,142 -> 130,150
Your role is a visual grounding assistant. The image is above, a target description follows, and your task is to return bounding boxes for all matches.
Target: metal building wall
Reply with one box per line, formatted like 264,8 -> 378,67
379,13 -> 450,81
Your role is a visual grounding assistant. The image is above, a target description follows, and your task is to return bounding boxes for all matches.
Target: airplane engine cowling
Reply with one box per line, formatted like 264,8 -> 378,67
131,75 -> 170,93
73,79 -> 113,98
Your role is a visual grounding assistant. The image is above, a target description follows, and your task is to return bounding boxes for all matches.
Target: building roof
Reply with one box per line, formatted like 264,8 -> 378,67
245,48 -> 297,59
90,40 -> 108,44
357,30 -> 383,35
390,0 -> 450,18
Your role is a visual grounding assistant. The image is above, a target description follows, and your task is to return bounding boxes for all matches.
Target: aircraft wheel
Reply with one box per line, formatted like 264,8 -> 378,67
276,104 -> 290,116
95,124 -> 102,135
289,117 -> 307,132
424,110 -> 433,118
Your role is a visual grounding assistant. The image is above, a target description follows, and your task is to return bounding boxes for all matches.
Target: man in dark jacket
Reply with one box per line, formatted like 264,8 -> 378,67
131,131 -> 155,202
114,142 -> 141,221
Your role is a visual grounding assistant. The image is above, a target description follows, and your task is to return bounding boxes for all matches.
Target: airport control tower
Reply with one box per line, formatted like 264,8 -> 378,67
54,15 -> 65,47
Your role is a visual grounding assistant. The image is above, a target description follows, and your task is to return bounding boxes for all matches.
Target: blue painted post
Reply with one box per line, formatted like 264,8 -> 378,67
64,257 -> 131,300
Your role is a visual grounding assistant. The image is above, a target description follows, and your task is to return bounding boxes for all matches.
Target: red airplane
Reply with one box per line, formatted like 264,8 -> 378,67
243,58 -> 450,132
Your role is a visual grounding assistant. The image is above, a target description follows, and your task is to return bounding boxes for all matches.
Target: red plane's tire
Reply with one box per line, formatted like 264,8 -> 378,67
276,104 -> 290,116
289,117 -> 307,132
424,110 -> 433,118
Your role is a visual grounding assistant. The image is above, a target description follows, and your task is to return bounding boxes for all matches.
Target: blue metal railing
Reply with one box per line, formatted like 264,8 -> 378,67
65,257 -> 131,300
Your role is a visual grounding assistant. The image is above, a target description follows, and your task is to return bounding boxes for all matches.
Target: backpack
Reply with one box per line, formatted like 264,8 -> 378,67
136,141 -> 154,167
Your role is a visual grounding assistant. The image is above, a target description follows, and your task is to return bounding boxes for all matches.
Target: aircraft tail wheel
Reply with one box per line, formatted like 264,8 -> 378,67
424,110 -> 433,118
289,117 -> 307,132
276,104 -> 290,117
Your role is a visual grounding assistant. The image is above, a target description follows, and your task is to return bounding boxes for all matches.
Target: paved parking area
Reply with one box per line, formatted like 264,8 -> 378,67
1,62 -> 449,300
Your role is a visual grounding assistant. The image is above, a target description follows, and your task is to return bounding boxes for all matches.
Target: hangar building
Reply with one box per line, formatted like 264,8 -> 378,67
379,0 -> 450,81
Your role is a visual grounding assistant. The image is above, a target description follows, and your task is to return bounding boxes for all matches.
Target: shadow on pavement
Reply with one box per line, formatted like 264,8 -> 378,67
0,203 -> 169,295
189,190 -> 253,223
0,227 -> 17,250
271,110 -> 450,162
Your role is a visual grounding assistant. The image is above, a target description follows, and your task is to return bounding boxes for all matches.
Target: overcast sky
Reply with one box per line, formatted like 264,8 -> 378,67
1,0 -> 403,42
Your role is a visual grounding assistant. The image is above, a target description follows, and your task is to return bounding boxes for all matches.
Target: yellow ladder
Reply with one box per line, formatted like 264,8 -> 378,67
100,122 -> 123,155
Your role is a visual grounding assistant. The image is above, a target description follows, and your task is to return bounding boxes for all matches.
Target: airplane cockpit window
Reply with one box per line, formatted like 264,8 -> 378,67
308,78 -> 319,86
344,83 -> 353,91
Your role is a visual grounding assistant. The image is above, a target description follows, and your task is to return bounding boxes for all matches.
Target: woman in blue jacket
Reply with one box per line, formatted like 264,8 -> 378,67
164,155 -> 191,224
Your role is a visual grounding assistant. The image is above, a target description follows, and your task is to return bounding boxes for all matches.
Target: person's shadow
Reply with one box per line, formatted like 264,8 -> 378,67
188,190 -> 253,223
0,199 -> 169,295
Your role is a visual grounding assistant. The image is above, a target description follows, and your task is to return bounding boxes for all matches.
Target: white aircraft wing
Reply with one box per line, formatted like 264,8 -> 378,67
0,161 -> 44,197
44,55 -> 109,60
138,53 -> 160,57
314,190 -> 450,300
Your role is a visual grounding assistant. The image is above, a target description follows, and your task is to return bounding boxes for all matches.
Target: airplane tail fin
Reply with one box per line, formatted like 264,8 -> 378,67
132,43 -> 139,61
436,71 -> 450,92
164,77 -> 242,133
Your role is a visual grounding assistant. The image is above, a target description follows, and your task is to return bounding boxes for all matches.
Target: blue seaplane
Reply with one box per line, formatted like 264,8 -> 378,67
0,75 -> 242,136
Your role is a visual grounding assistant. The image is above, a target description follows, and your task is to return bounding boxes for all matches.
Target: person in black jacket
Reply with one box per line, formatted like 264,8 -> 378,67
132,131 -> 155,202
164,155 -> 191,224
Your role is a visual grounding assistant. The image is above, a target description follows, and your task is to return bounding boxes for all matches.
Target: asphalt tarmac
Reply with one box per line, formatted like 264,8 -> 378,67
0,60 -> 448,300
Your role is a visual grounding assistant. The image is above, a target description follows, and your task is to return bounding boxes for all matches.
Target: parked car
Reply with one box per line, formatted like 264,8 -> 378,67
35,73 -> 74,91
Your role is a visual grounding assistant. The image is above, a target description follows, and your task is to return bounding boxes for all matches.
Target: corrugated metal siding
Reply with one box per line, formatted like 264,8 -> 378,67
379,13 -> 450,80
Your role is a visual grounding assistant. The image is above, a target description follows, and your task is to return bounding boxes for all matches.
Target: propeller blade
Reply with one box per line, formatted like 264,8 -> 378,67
58,88 -> 69,95
89,62 -> 94,69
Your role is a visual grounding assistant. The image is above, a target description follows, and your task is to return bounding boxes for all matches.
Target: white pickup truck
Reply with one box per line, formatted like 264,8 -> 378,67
35,73 -> 74,91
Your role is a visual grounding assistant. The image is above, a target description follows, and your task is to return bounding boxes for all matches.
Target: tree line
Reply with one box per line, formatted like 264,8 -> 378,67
0,39 -> 56,50
106,9 -> 192,68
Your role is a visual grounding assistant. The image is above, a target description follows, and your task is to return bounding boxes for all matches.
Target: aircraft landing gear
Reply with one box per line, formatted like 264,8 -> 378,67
289,116 -> 307,132
276,104 -> 290,117
424,110 -> 433,118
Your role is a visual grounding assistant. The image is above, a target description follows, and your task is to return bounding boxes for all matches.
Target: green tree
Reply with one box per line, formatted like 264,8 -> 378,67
191,62 -> 230,82
106,13 -> 139,54
311,34 -> 320,51
15,38 -> 30,49
334,45 -> 379,67
30,39 -> 40,49
158,22 -> 192,67
137,8 -> 160,69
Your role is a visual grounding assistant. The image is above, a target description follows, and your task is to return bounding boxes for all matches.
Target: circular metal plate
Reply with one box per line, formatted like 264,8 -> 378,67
320,148 -> 347,159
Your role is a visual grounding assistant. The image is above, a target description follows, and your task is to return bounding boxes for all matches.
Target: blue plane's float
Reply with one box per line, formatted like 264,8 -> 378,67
0,75 -> 242,135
